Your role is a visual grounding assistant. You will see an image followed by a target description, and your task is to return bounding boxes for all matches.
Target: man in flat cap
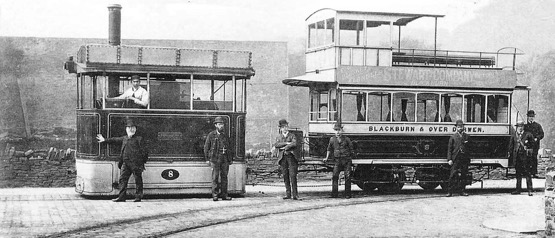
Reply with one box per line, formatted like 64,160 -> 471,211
446,119 -> 470,197
113,75 -> 149,108
273,119 -> 301,200
523,110 -> 544,177
204,116 -> 232,201
324,122 -> 354,199
97,119 -> 148,202
510,120 -> 535,196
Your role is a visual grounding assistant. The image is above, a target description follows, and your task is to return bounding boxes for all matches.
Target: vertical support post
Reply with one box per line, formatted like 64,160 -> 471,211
190,74 -> 194,110
434,17 -> 438,67
146,72 -> 151,109
232,76 -> 236,112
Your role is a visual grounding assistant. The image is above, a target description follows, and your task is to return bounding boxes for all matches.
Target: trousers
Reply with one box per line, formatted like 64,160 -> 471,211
332,157 -> 352,197
448,154 -> 470,194
117,162 -> 143,199
515,152 -> 533,192
280,154 -> 298,198
210,160 -> 230,197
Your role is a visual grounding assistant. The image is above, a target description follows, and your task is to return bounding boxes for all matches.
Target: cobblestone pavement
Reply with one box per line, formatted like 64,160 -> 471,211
0,179 -> 546,238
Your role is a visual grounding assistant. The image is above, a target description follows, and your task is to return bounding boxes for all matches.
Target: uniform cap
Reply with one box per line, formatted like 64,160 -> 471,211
333,122 -> 343,130
455,119 -> 464,126
527,110 -> 536,116
125,119 -> 136,127
278,119 -> 289,127
131,75 -> 140,81
214,117 -> 224,124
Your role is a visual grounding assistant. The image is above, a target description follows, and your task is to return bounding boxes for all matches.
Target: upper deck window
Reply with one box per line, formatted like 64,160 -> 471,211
339,20 -> 363,46
365,21 -> 391,47
308,18 -> 335,49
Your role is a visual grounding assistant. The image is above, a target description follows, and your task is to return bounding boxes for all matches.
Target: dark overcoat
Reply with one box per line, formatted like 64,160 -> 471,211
105,135 -> 148,171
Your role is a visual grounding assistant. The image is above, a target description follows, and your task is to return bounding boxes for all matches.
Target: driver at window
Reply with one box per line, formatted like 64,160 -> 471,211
114,75 -> 149,107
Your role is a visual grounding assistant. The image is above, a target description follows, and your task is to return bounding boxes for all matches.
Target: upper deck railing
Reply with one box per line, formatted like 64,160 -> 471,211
319,45 -> 523,70
76,44 -> 253,70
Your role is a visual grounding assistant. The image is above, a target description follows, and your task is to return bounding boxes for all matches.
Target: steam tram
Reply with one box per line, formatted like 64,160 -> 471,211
284,9 -> 526,192
65,5 -> 254,196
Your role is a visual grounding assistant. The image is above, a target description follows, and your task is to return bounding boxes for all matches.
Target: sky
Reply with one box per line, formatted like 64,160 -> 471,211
0,0 -> 491,44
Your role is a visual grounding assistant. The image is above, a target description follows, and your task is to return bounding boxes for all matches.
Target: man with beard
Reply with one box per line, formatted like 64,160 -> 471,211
204,116 -> 233,201
97,119 -> 148,202
446,119 -> 470,197
523,110 -> 544,177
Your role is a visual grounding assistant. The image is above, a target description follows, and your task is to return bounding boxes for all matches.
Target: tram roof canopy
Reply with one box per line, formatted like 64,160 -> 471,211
306,8 -> 444,26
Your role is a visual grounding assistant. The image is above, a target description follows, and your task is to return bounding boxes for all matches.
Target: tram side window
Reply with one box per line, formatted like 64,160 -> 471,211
367,92 -> 392,122
339,20 -> 363,46
486,95 -> 509,123
79,75 -> 101,109
105,76 -> 149,109
308,18 -> 334,48
365,21 -> 391,47
393,93 -> 415,122
150,79 -> 191,109
464,94 -> 486,123
342,91 -> 366,121
417,93 -> 440,122
310,90 -> 335,121
192,79 -> 233,111
441,94 -> 463,122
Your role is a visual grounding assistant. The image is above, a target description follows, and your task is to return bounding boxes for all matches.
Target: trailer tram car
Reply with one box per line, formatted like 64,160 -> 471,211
64,5 -> 255,196
284,9 -> 527,192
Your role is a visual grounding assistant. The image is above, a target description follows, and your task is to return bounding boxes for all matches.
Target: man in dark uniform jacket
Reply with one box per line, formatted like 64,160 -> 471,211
97,120 -> 148,202
510,121 -> 535,196
204,116 -> 233,201
523,110 -> 544,177
324,122 -> 354,199
273,119 -> 301,200
446,119 -> 470,197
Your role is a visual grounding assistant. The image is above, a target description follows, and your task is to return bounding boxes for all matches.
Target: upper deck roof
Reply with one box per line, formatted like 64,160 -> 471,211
306,8 -> 444,25
69,44 -> 255,78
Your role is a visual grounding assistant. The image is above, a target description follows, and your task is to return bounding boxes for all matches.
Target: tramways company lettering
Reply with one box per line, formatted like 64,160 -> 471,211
369,125 -> 484,133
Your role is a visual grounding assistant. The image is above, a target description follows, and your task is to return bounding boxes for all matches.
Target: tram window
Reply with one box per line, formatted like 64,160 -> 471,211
308,18 -> 334,48
339,20 -> 363,46
325,18 -> 335,45
342,91 -> 366,121
464,94 -> 486,123
310,90 -> 334,121
150,80 -> 191,109
486,95 -> 509,123
192,79 -> 233,111
441,94 -> 463,122
367,92 -> 391,122
80,75 -> 99,109
366,21 -> 391,47
235,79 -> 246,112
417,93 -> 440,122
393,93 -> 415,122
308,23 -> 316,48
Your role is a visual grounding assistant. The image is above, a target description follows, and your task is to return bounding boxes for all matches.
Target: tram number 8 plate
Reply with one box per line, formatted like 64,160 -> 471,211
161,169 -> 180,180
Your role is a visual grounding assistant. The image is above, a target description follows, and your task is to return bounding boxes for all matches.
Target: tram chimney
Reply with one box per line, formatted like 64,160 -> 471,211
107,4 -> 122,46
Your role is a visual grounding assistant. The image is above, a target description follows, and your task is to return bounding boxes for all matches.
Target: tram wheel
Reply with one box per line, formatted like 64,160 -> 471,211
355,182 -> 378,192
378,182 -> 404,194
440,182 -> 449,192
417,182 -> 440,191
